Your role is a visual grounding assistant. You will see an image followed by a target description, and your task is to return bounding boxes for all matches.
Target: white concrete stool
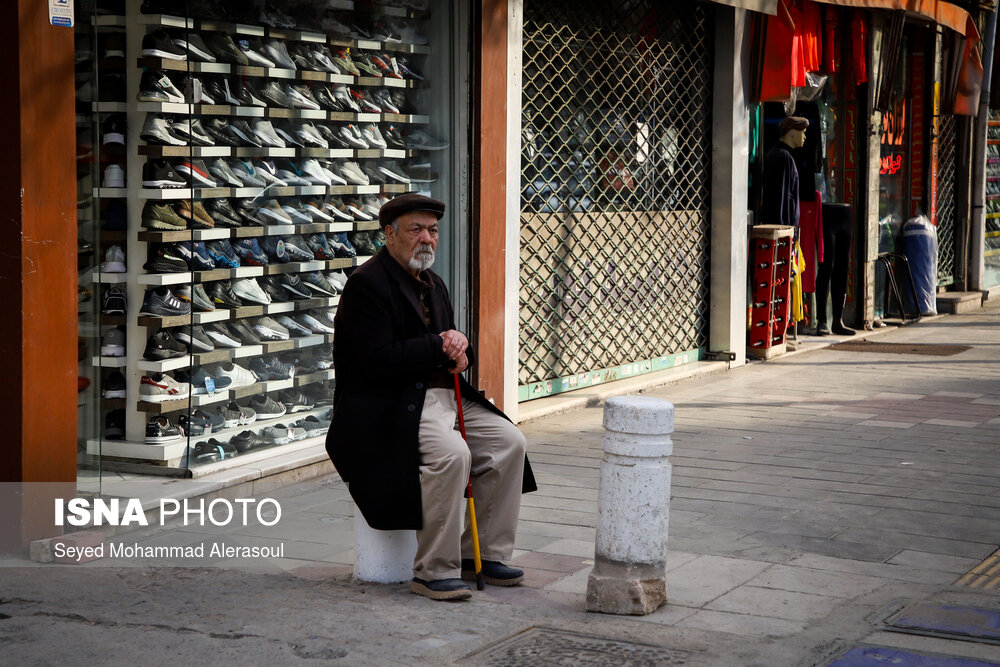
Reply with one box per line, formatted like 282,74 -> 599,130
353,510 -> 417,583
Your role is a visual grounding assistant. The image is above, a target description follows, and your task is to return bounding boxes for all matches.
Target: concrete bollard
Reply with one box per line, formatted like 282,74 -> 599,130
353,510 -> 417,584
586,395 -> 674,615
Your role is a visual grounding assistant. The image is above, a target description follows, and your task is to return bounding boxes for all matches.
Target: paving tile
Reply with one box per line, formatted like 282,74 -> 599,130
858,420 -> 917,429
536,538 -> 595,558
745,563 -> 886,598
972,398 -> 1000,406
920,418 -> 982,428
664,555 -> 771,606
824,411 -> 879,420
512,551 -> 591,573
542,565 -> 591,594
874,392 -> 926,400
932,391 -> 985,398
737,532 -> 901,562
676,608 -> 808,637
886,549 -> 984,573
706,585 -> 840,620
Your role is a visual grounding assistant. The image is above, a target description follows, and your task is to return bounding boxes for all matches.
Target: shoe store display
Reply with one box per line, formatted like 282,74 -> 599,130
80,9 -> 451,465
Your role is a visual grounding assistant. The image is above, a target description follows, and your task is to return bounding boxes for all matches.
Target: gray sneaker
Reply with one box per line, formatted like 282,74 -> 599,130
208,158 -> 244,187
176,283 -> 215,312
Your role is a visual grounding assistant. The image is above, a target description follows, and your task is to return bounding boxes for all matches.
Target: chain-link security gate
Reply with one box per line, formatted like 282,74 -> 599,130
936,114 -> 956,286
518,1 -> 713,401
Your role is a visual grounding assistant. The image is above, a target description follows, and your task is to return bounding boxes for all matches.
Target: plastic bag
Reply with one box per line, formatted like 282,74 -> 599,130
900,214 -> 937,316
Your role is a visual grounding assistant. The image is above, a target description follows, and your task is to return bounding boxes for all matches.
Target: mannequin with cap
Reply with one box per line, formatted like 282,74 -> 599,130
761,115 -> 809,229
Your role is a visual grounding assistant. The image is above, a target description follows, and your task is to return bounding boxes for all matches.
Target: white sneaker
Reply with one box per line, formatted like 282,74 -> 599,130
361,123 -> 387,149
297,121 -> 328,148
139,372 -> 190,402
210,362 -> 257,389
276,314 -> 311,337
301,159 -> 333,186
285,84 -> 320,110
141,114 -> 187,146
231,277 -> 272,305
100,245 -> 126,273
252,120 -> 286,148
298,311 -> 334,334
339,161 -> 369,186
252,316 -> 289,341
318,160 -> 347,186
103,164 -> 125,188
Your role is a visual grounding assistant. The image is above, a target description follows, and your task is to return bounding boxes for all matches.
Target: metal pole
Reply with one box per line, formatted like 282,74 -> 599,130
971,7 -> 999,291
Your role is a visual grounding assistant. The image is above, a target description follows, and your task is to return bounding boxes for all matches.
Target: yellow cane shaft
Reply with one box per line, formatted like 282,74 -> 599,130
468,496 -> 482,573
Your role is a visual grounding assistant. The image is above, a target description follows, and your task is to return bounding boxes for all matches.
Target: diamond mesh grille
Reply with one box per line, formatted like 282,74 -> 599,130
936,113 -> 956,286
518,1 -> 713,390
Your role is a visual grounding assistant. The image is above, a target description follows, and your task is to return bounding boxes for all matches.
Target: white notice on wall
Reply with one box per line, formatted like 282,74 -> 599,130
49,0 -> 74,27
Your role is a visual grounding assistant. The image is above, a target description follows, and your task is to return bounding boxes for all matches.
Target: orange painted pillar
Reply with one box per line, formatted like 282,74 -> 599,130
0,1 -> 79,553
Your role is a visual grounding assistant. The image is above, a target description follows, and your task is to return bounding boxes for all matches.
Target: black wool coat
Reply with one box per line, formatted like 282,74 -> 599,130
325,249 -> 536,530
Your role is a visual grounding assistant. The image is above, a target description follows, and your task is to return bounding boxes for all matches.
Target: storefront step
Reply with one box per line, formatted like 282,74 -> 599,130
936,292 -> 986,314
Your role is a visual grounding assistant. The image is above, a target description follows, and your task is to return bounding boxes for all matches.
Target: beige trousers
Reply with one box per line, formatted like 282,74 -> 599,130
414,387 -> 526,581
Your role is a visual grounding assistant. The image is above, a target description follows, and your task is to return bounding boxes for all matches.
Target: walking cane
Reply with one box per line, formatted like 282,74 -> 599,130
454,373 -> 485,591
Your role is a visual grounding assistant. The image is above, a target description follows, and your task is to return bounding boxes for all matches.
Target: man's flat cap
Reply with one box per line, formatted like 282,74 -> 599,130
379,193 -> 446,228
778,116 -> 809,135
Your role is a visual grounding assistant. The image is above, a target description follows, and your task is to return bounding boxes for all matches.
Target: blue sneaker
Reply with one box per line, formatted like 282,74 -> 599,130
260,237 -> 287,263
205,239 -> 240,269
233,237 -> 269,266
304,233 -> 335,260
329,232 -> 356,258
180,240 -> 215,271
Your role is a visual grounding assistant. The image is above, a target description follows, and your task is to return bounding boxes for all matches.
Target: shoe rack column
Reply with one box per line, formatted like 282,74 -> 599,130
747,225 -> 794,360
124,0 -> 147,442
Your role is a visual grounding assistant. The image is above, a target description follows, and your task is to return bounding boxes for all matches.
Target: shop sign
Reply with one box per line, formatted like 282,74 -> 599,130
48,0 -> 73,27
880,154 -> 903,175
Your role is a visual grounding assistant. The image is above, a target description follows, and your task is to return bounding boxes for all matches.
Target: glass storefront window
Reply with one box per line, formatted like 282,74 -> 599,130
76,0 -> 466,479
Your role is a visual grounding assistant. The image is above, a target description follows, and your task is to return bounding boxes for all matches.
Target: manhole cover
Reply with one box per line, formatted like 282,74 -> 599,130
955,549 -> 1000,590
825,645 -> 1000,666
465,627 -> 689,666
828,341 -> 970,356
885,603 -> 1000,644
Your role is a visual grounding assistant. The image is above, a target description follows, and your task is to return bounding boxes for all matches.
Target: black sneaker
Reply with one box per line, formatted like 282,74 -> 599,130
102,285 -> 127,314
234,199 -> 266,226
143,244 -> 189,273
143,329 -> 188,360
206,281 -> 243,308
203,117 -> 241,147
258,275 -> 287,302
170,324 -> 214,352
278,389 -> 315,413
102,371 -> 127,399
206,199 -> 242,228
279,274 -> 312,300
142,159 -> 187,188
141,28 -> 186,60
227,319 -> 262,345
102,114 -> 126,145
300,271 -> 337,297
230,430 -> 264,453
178,411 -> 212,436
105,409 -> 125,439
137,70 -> 183,103
205,32 -> 249,65
140,287 -> 191,316
349,232 -> 377,256
249,355 -> 291,380
146,416 -> 183,444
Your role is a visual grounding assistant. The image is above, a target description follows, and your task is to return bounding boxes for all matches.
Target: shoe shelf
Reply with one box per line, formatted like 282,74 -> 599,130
91,271 -> 129,284
88,404 -> 331,468
137,354 -> 192,373
136,294 -> 341,329
92,355 -> 128,368
136,222 -> 360,243
93,187 -> 127,198
138,145 -> 419,159
137,100 -> 428,124
93,14 -> 127,28
139,57 -> 427,89
93,101 -> 127,113
355,3 -> 429,20
136,184 -> 394,200
348,39 -> 430,56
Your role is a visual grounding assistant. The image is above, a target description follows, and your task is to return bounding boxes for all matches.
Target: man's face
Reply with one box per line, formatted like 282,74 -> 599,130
386,210 -> 439,274
787,127 -> 807,148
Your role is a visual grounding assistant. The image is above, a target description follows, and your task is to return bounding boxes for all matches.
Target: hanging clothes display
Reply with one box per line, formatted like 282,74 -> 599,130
798,190 -> 824,293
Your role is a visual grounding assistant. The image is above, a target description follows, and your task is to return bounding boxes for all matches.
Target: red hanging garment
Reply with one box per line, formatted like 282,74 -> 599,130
800,1 -> 822,73
823,6 -> 837,74
789,1 -> 806,87
760,0 -> 796,101
798,190 -> 824,293
851,10 -> 868,85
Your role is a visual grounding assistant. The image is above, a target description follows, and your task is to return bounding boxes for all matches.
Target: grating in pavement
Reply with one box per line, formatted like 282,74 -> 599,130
825,645 -> 1000,666
884,602 -> 1000,645
828,341 -> 971,356
956,549 -> 1000,589
464,627 -> 690,666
